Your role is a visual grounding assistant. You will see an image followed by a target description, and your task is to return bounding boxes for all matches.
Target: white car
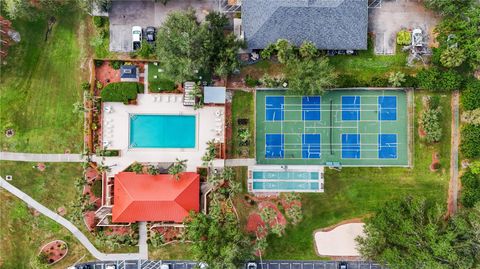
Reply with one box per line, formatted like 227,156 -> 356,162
132,26 -> 142,51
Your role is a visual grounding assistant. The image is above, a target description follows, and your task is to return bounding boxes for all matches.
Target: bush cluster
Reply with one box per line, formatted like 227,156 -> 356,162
93,16 -> 104,28
461,80 -> 480,110
416,67 -> 463,91
396,30 -> 411,45
460,170 -> 480,208
100,82 -> 143,103
109,61 -> 123,70
460,124 -> 480,158
245,75 -> 259,87
420,108 -> 442,143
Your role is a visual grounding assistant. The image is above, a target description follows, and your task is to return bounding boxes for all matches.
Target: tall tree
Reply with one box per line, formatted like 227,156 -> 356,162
286,57 -> 336,95
357,196 -> 479,269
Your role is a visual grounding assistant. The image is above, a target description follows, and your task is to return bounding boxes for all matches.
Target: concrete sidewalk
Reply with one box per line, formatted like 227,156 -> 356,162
0,152 -> 84,162
0,177 -> 146,261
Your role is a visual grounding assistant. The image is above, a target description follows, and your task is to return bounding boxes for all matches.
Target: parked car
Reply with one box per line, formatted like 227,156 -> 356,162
132,26 -> 142,51
199,262 -> 209,269
106,265 -> 116,269
339,262 -> 348,269
246,261 -> 258,269
145,26 -> 156,44
160,264 -> 170,269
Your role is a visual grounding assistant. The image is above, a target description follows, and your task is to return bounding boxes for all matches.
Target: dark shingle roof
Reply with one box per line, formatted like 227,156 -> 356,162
243,0 -> 368,50
120,65 -> 137,79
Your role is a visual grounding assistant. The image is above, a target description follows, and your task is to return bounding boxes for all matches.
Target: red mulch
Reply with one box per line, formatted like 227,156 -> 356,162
83,211 -> 96,231
95,61 -> 120,85
280,198 -> 302,211
104,226 -> 131,236
246,201 -> 287,237
40,240 -> 67,265
85,167 -> 99,183
152,227 -> 182,241
82,184 -> 102,207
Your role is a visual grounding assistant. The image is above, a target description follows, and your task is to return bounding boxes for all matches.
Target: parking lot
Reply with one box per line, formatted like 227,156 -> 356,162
368,0 -> 439,54
109,0 -> 217,52
74,260 -> 386,269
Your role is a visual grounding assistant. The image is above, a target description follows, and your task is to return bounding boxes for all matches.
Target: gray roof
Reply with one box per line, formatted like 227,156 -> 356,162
243,0 -> 368,50
120,65 -> 137,79
204,86 -> 226,104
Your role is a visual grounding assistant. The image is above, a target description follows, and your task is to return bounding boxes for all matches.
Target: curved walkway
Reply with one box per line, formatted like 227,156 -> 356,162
0,177 -> 146,261
0,152 -> 84,162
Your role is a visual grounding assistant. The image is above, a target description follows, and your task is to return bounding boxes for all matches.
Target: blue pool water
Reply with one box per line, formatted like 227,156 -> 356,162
252,171 -> 321,191
129,114 -> 196,148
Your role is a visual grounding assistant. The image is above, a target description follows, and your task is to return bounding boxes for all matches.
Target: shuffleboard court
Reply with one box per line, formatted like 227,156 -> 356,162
256,89 -> 410,166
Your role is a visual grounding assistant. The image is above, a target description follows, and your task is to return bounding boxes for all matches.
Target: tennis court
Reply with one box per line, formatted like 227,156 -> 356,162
256,89 -> 410,166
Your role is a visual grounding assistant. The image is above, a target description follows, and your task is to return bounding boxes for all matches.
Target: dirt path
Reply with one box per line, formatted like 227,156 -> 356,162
447,91 -> 460,217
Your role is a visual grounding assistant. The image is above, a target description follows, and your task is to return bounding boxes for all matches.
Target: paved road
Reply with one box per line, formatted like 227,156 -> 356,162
0,151 -> 84,162
0,177 -> 146,261
74,260 -> 386,269
447,91 -> 460,216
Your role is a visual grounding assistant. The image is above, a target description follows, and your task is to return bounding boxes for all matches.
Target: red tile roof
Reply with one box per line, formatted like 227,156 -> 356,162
112,172 -> 200,223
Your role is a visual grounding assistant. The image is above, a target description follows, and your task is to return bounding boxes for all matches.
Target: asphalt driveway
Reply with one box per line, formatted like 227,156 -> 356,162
368,0 -> 440,55
109,0 -> 217,52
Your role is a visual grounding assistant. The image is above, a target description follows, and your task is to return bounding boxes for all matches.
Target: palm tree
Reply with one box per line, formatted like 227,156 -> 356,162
238,129 -> 251,144
169,158 -> 187,180
147,165 -> 160,175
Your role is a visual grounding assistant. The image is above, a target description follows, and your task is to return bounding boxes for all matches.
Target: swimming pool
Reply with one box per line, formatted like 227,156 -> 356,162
249,169 -> 323,192
129,114 -> 196,148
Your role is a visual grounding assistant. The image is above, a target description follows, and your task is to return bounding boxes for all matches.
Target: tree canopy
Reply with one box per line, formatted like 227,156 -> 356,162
357,196 -> 480,269
155,10 -> 244,83
286,57 -> 336,95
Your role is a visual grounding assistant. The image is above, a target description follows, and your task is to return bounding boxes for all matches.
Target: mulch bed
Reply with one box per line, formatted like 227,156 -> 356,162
104,226 -> 131,236
83,211 -> 96,231
152,227 -> 183,241
246,201 -> 287,237
39,240 -> 67,265
95,61 -> 120,85
85,167 -> 100,183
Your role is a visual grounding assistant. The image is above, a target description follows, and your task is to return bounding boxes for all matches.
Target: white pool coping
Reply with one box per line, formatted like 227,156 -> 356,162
102,93 -> 225,176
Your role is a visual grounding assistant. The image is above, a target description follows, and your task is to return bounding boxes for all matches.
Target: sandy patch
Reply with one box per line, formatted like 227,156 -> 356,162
314,222 -> 365,257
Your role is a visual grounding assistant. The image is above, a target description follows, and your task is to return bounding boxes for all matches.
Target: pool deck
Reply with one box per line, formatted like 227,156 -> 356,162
102,93 -> 225,176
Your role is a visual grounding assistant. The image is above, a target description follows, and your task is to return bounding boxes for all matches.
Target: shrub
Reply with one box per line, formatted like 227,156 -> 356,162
299,40 -> 318,59
440,47 -> 466,68
369,76 -> 389,87
461,80 -> 480,110
337,74 -> 361,87
245,75 -> 259,87
93,16 -> 104,28
100,82 -> 143,102
388,72 -> 406,87
261,43 -> 277,60
403,74 -> 418,88
428,95 -> 440,110
94,60 -> 103,67
460,124 -> 480,158
149,79 -> 176,92
92,180 -> 102,198
460,171 -> 480,208
81,82 -> 90,91
417,68 -> 462,91
98,28 -> 107,39
396,30 -> 411,45
420,108 -> 442,143
109,61 -> 123,70
461,109 -> 480,125
96,149 -> 120,157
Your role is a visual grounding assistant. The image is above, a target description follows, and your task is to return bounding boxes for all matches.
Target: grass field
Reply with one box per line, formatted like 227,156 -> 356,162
230,91 -> 256,158
0,161 -> 92,268
0,8 -> 89,153
329,38 -> 416,81
263,91 -> 452,259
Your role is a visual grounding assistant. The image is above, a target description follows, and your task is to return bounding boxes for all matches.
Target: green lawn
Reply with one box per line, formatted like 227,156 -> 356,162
0,161 -> 92,268
329,38 -> 417,81
0,9 -> 88,153
230,91 -> 256,158
264,91 -> 452,259
147,63 -> 176,92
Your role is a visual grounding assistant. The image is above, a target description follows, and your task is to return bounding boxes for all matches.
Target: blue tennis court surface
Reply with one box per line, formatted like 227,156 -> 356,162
342,96 -> 360,121
302,96 -> 321,120
266,96 -> 284,121
342,133 -> 360,159
378,134 -> 397,159
378,96 -> 397,121
302,134 -> 321,159
266,134 -> 284,158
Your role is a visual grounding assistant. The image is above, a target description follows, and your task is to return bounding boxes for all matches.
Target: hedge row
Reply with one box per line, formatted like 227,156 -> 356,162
336,74 -> 417,88
460,124 -> 480,158
461,80 -> 480,110
460,171 -> 480,208
100,82 -> 144,103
